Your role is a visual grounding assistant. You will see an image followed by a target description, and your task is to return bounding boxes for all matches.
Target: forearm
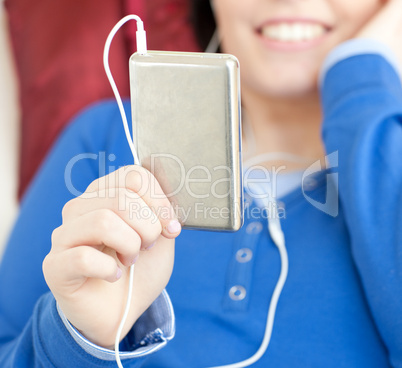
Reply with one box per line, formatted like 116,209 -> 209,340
321,42 -> 402,366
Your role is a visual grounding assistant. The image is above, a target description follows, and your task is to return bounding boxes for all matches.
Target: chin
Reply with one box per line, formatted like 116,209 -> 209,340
242,61 -> 321,99
250,76 -> 319,100
270,83 -> 318,99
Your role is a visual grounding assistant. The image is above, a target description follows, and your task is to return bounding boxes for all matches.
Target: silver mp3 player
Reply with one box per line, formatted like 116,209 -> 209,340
129,51 -> 243,231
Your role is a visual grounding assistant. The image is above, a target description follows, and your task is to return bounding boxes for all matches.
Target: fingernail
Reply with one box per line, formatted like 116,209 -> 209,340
116,267 -> 123,280
167,220 -> 181,234
131,255 -> 139,264
148,242 -> 156,250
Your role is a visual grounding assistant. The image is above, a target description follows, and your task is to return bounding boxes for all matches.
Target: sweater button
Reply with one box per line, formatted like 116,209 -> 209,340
246,221 -> 263,234
229,285 -> 247,301
236,248 -> 253,263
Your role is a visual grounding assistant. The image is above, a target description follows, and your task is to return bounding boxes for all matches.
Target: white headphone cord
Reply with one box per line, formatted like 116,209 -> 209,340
104,15 -> 288,368
103,14 -> 147,368
103,14 -> 146,165
210,189 -> 288,368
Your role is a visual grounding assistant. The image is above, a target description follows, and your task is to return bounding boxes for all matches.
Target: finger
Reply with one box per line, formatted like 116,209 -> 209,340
358,0 -> 402,37
52,209 -> 141,266
44,246 -> 122,287
62,190 -> 163,248
85,166 -> 181,238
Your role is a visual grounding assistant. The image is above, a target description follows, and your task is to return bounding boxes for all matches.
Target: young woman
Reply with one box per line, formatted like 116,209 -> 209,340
0,0 -> 401,367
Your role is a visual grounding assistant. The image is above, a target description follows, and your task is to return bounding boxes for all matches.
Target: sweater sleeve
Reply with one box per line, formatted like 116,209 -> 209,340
0,101 -> 174,367
320,47 -> 402,367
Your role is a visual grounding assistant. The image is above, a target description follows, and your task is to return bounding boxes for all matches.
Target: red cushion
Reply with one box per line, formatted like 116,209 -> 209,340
5,0 -> 199,199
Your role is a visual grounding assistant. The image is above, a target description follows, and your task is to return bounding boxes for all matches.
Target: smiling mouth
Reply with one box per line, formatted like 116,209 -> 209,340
259,22 -> 330,43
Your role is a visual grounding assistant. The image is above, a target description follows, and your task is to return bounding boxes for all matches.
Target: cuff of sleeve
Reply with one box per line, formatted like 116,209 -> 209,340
319,38 -> 401,87
56,289 -> 175,361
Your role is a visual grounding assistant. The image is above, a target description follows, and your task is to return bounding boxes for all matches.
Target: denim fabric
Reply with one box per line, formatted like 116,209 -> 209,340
57,290 -> 175,361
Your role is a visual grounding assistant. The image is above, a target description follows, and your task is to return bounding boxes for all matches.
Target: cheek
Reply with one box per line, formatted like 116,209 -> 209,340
213,0 -> 255,47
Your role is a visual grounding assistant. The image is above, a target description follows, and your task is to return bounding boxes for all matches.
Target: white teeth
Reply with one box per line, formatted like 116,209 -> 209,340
261,23 -> 326,42
292,24 -> 304,41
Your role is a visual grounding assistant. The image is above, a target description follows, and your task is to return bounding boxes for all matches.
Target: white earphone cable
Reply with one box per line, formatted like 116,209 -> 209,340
103,14 -> 147,368
103,14 -> 146,165
209,185 -> 288,368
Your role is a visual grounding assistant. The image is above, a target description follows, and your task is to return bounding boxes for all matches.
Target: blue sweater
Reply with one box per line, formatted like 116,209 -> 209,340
0,44 -> 401,367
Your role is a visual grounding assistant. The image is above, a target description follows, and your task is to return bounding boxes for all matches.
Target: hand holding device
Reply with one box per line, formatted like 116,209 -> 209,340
43,166 -> 179,348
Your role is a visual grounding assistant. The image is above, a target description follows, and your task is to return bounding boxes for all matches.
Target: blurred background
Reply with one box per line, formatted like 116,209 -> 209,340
0,2 -> 19,256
